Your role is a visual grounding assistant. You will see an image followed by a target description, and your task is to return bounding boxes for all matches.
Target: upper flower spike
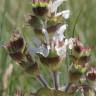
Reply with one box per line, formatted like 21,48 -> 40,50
32,0 -> 68,17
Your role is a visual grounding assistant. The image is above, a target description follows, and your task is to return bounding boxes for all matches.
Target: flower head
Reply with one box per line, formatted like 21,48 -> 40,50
4,30 -> 40,76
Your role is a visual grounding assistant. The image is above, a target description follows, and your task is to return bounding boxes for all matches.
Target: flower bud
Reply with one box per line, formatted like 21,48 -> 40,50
65,83 -> 77,95
4,31 -> 25,61
27,15 -> 43,29
79,85 -> 96,96
86,67 -> 96,85
70,55 -> 90,74
19,60 -> 39,76
32,0 -> 50,16
69,69 -> 82,83
18,51 -> 40,76
72,38 -> 83,55
71,38 -> 91,57
39,50 -> 61,71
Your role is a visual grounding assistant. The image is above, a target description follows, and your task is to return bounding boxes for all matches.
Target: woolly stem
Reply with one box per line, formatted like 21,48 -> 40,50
52,71 -> 60,90
65,82 -> 72,92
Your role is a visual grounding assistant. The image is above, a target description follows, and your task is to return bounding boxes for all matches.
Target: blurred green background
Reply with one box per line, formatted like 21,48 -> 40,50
0,0 -> 96,96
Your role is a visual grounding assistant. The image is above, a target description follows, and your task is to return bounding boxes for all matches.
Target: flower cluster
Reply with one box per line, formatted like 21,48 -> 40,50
3,0 -> 96,96
4,31 -> 39,76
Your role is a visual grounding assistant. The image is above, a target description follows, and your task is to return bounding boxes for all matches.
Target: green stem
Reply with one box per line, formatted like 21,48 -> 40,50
72,8 -> 82,37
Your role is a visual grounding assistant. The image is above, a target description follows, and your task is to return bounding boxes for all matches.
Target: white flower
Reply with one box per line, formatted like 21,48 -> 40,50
48,0 -> 70,19
55,44 -> 67,57
55,38 -> 71,57
28,37 -> 50,57
65,38 -> 76,50
50,24 -> 68,57
55,38 -> 76,57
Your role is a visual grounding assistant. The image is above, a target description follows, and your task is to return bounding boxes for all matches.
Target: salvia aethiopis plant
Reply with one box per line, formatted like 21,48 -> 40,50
2,0 -> 96,96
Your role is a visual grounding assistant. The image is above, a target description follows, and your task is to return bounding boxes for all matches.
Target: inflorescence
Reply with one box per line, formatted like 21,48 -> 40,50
3,0 -> 96,96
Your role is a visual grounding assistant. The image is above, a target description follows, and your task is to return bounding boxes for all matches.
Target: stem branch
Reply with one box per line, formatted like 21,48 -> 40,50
36,74 -> 49,87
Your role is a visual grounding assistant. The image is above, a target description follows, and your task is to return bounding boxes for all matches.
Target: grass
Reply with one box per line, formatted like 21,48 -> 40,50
0,0 -> 96,96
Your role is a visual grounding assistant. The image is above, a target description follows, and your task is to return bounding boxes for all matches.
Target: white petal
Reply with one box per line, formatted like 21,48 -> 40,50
28,44 -> 50,57
53,24 -> 67,41
48,0 -> 67,13
56,24 -> 67,34
42,28 -> 49,44
56,46 -> 67,57
36,44 -> 50,57
56,10 -> 70,19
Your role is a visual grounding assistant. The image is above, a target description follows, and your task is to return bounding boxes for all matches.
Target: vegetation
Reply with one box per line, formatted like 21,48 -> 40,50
0,0 -> 96,96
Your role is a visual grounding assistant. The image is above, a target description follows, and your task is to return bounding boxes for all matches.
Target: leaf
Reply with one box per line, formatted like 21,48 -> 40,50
36,88 -> 74,96
36,87 -> 54,96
